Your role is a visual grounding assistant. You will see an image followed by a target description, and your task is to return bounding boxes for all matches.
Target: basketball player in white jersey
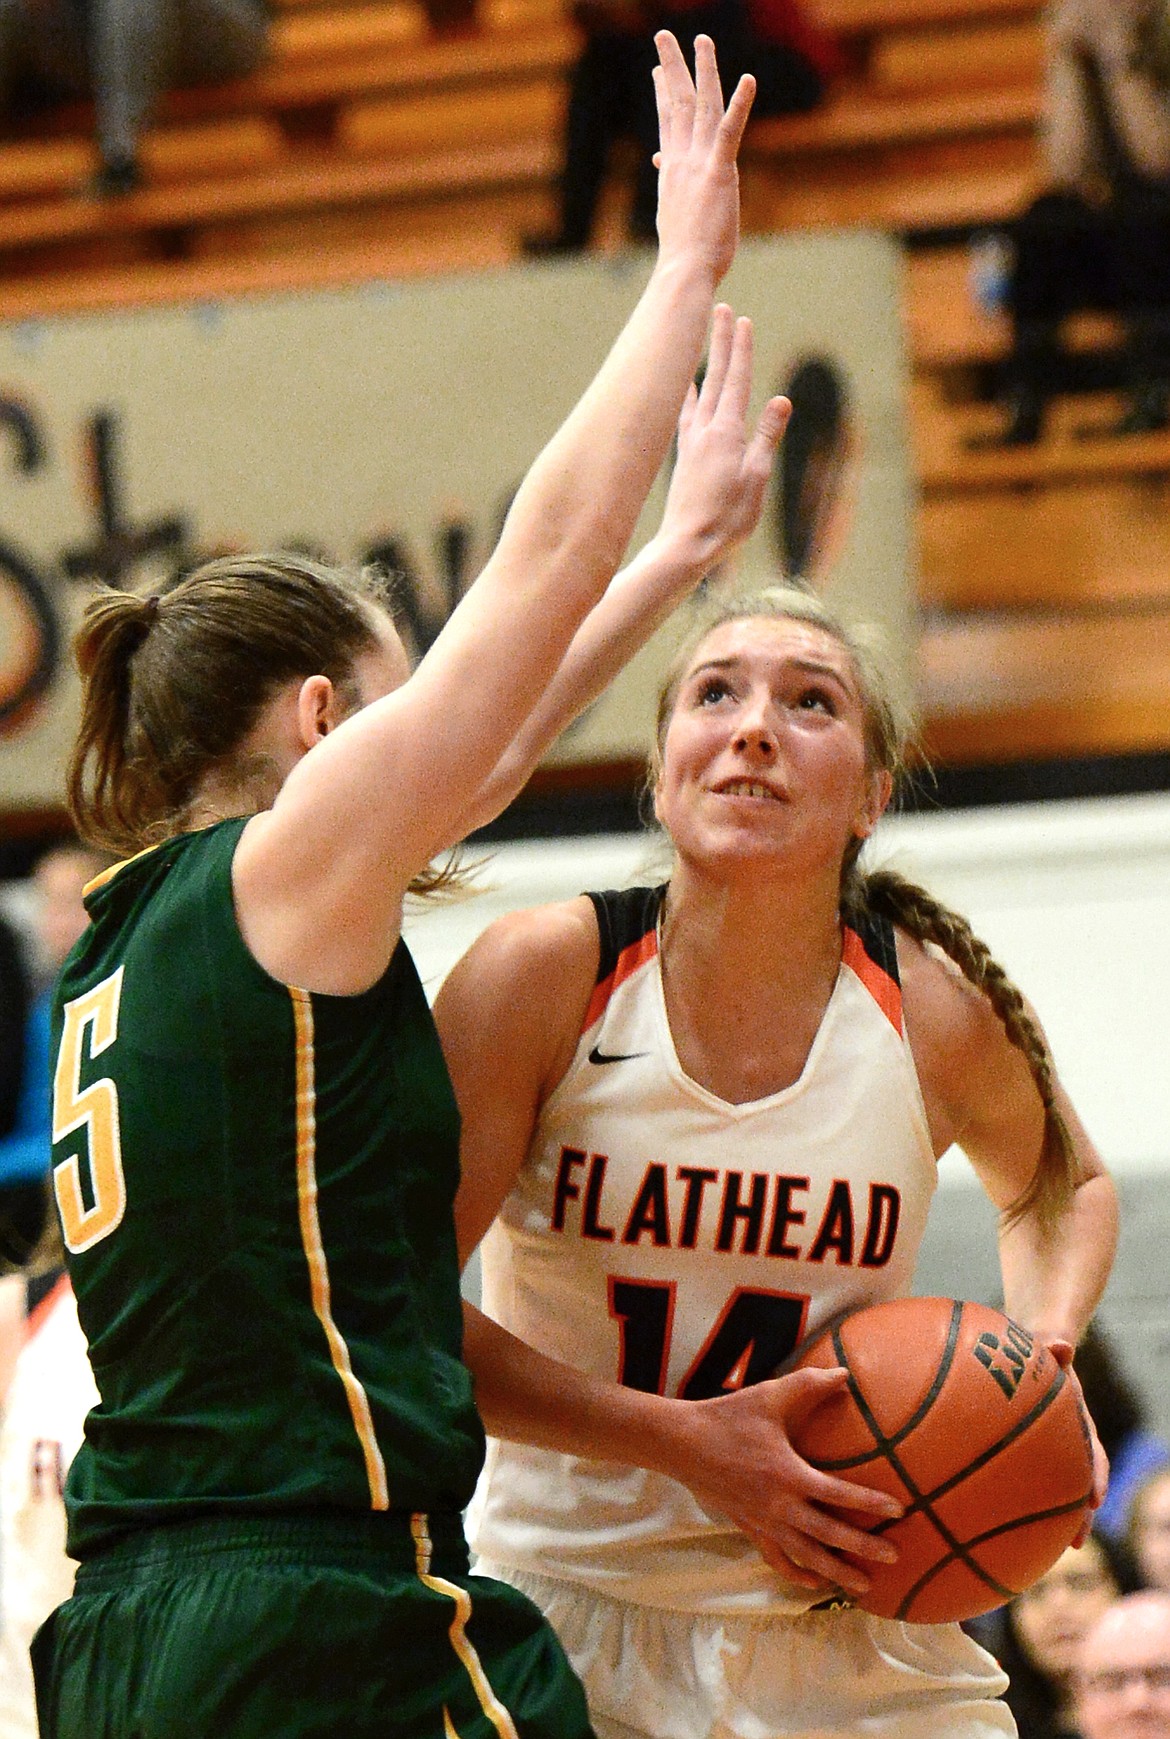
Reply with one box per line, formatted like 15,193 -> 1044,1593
0,1273 -> 96,1739
435,585 -> 1116,1739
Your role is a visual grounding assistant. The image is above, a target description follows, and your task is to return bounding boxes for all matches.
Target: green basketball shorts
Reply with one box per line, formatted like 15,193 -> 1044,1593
32,1510 -> 596,1739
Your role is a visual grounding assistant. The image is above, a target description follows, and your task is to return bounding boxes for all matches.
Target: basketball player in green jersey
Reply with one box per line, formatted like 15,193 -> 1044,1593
31,37 -> 793,1738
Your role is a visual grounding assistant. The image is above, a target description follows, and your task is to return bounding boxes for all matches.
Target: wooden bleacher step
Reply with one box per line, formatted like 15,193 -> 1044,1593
746,78 -> 1040,159
162,9 -> 576,124
0,117 -> 286,205
919,607 -> 1170,763
912,377 -> 1170,491
0,137 -> 559,255
812,0 -> 1041,32
740,145 -> 1037,234
338,82 -> 562,157
272,2 -> 429,60
0,234 -> 518,320
919,478 -> 1170,613
869,17 -> 1042,92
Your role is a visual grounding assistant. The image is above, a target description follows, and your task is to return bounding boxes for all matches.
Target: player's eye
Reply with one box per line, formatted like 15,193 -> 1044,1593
795,686 -> 836,715
693,676 -> 733,706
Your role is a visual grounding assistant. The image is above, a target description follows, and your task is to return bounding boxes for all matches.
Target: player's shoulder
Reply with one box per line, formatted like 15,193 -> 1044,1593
437,896 -> 599,1032
894,924 -> 1027,1112
465,894 -> 599,981
436,896 -> 602,1096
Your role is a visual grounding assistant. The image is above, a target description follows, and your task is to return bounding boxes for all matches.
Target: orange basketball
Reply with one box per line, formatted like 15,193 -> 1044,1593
791,1296 -> 1095,1624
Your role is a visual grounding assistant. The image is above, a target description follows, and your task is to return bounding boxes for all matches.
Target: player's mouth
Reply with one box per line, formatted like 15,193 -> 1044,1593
713,778 -> 785,801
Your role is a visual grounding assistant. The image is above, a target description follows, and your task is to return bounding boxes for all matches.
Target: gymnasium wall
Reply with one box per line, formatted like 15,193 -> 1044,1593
402,793 -> 1170,1434
0,231 -> 913,810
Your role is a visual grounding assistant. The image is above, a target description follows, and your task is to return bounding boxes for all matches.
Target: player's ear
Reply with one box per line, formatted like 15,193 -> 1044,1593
853,767 -> 892,841
651,771 -> 668,828
296,675 -> 339,750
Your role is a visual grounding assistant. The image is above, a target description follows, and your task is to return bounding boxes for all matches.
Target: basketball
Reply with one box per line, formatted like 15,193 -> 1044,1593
791,1296 -> 1096,1624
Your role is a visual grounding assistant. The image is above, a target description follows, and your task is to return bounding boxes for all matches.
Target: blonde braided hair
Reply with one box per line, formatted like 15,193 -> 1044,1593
653,585 -> 1077,1232
848,868 -> 1075,1231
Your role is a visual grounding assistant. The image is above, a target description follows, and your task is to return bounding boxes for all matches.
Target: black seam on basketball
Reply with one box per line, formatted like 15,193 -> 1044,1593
821,1305 -> 1066,1610
962,1489 -> 1094,1552
894,1547 -> 1016,1618
815,1301 -> 966,1471
873,1366 -> 1070,1534
892,1490 -> 1093,1621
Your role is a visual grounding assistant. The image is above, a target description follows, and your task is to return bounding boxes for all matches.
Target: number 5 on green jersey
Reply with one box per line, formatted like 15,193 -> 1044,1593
52,967 -> 127,1253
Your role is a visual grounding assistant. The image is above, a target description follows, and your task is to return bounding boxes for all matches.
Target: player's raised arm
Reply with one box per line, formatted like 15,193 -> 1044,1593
457,308 -> 790,836
234,35 -> 756,991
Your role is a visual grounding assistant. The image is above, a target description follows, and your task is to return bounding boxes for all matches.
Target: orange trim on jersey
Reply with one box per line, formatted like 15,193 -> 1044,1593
83,824 -> 243,897
411,1514 -> 521,1739
841,927 -> 902,1034
289,986 -> 390,1511
83,842 -> 163,897
23,1272 -> 72,1344
583,928 -> 658,1033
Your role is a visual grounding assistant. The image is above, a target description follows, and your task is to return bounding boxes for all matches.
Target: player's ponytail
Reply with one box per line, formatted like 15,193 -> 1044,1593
843,866 -> 1077,1233
68,588 -> 164,855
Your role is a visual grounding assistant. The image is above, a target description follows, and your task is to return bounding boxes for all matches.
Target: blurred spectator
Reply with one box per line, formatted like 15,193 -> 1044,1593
1129,1466 -> 1170,1593
0,1269 -> 97,1739
0,914 -> 28,1173
524,0 -> 838,253
982,1533 -> 1139,1739
1076,1591 -> 1170,1739
0,843 -> 108,1273
990,0 -> 1170,444
1075,1318 -> 1170,1541
0,0 -> 270,195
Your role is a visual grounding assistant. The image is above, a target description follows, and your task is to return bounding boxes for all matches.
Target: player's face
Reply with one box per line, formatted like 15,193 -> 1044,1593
654,618 -> 889,881
1136,1477 -> 1170,1595
1078,1606 -> 1170,1739
1012,1540 -> 1118,1680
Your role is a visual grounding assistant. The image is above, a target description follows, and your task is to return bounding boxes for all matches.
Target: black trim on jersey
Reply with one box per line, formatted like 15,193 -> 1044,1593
847,906 -> 901,987
586,886 -> 900,994
586,886 -> 665,988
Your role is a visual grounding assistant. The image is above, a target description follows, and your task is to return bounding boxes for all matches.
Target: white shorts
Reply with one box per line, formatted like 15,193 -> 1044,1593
475,1561 -> 1015,1739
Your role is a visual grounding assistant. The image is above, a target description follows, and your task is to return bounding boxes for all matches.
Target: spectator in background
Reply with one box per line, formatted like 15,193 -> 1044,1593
0,843 -> 107,1271
1129,1466 -> 1170,1593
982,1533 -> 1139,1739
1075,1319 -> 1170,1541
0,0 -> 270,195
1076,1591 -> 1170,1739
0,844 -> 103,1737
0,1270 -> 97,1739
525,0 -> 838,252
991,0 -> 1170,444
0,914 -> 29,1257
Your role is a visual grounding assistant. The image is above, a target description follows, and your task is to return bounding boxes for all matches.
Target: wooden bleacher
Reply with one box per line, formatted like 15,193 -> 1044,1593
906,245 -> 1170,766
0,0 -> 1051,280
0,0 -> 1165,778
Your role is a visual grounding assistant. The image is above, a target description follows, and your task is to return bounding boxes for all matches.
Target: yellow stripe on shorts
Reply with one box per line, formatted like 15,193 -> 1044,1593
412,1513 -> 521,1739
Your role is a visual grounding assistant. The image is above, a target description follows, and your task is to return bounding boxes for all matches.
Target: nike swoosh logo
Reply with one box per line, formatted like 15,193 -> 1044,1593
588,1045 -> 649,1065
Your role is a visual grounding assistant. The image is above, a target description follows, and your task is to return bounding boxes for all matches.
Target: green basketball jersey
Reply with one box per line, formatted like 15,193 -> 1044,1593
50,817 -> 484,1559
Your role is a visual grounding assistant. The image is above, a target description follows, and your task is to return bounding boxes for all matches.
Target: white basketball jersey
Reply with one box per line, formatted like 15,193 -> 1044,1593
0,1276 -> 97,1739
470,887 -> 938,1615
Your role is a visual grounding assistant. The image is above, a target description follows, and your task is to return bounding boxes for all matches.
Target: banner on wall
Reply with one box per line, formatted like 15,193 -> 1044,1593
0,233 -> 916,812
